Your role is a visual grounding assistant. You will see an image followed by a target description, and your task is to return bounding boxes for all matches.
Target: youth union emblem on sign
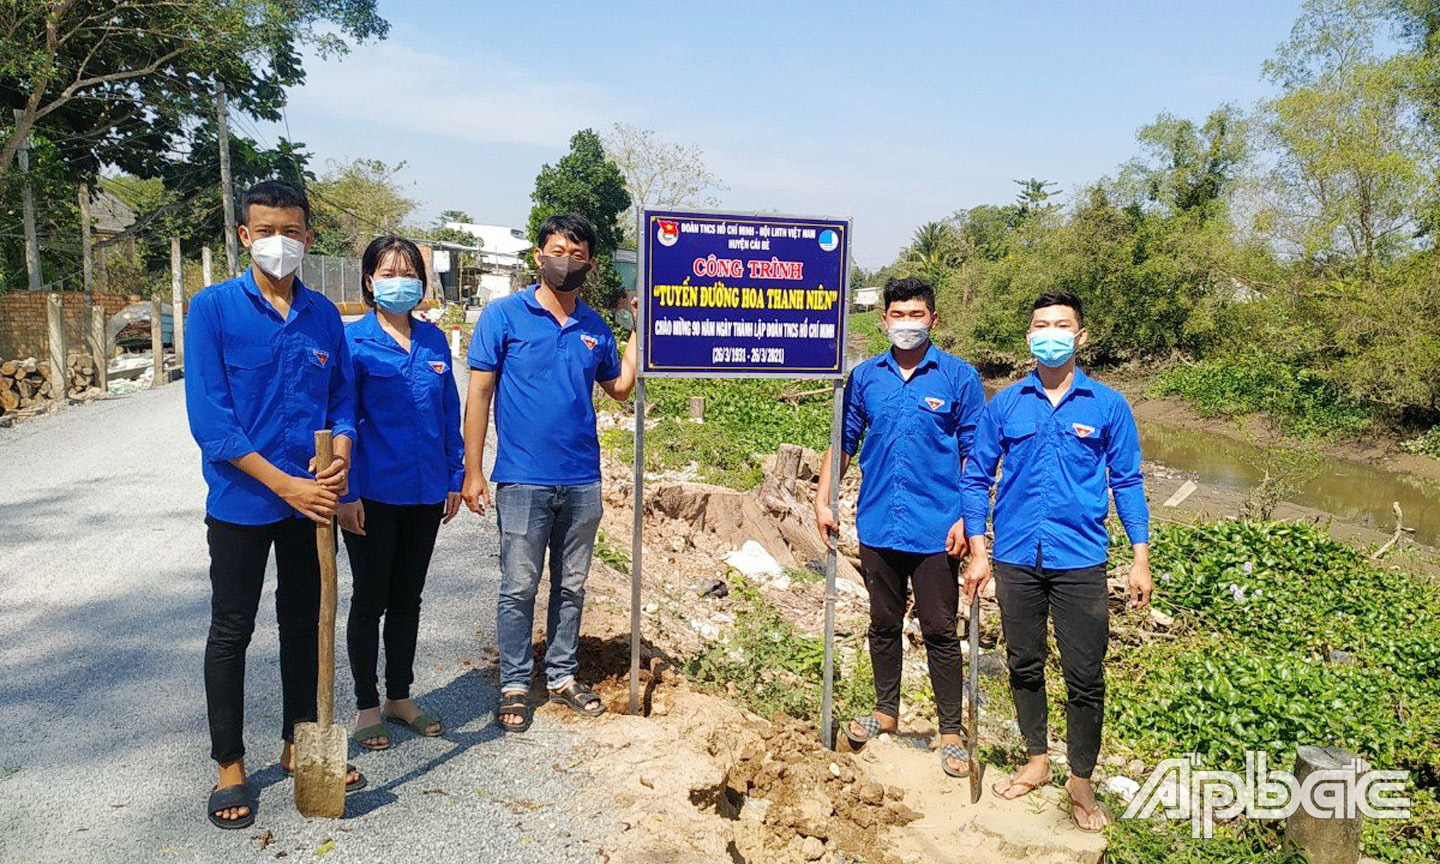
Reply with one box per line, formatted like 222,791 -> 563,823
818,228 -> 839,252
657,219 -> 679,247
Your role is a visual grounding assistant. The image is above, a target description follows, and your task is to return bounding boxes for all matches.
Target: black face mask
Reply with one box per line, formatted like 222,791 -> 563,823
540,255 -> 589,293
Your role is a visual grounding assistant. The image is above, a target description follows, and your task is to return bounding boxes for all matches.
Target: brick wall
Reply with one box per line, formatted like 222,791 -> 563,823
0,291 -> 137,360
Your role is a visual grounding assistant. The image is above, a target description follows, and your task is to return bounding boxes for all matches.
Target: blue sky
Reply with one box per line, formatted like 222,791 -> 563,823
258,1 -> 1304,265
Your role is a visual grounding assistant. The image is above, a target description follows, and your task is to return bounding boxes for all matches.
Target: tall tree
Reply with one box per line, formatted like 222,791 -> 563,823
309,157 -> 416,256
527,129 -> 630,258
1014,177 -> 1059,216
601,122 -> 725,242
1259,0 -> 1435,271
527,129 -> 631,308
0,0 -> 387,183
1129,106 -> 1248,216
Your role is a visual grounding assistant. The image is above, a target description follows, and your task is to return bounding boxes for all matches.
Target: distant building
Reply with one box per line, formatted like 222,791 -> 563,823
852,286 -> 881,310
444,222 -> 531,303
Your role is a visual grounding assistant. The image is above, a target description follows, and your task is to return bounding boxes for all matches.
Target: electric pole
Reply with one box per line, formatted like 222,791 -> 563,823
217,83 -> 238,275
14,109 -> 41,291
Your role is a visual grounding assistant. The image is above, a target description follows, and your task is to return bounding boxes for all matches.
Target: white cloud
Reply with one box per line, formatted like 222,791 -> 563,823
286,40 -> 612,149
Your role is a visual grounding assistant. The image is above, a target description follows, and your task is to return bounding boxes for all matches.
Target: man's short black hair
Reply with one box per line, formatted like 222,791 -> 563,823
1032,290 -> 1083,326
360,235 -> 427,307
883,276 -> 936,313
536,213 -> 596,256
241,180 -> 311,227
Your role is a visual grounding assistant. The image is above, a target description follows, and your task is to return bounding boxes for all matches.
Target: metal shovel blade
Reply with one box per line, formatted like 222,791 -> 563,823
292,721 -> 347,818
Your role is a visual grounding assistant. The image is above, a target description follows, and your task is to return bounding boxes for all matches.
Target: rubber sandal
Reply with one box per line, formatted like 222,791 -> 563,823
992,777 -> 1042,800
207,783 -> 255,830
497,692 -> 533,732
842,712 -> 898,747
549,681 -> 605,717
1070,797 -> 1108,833
281,762 -> 368,793
352,722 -> 390,751
940,743 -> 971,779
383,710 -> 443,737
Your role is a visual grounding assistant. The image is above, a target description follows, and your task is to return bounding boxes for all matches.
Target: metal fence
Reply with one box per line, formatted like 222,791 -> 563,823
296,254 -> 363,305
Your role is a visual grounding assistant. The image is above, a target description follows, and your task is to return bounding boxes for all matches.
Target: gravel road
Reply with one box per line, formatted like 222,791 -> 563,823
0,379 -> 607,863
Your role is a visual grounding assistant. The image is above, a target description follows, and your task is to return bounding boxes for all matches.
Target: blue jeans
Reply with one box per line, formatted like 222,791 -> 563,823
495,482 -> 603,693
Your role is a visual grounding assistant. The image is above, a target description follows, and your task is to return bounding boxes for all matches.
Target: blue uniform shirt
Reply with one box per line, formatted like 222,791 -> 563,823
467,286 -> 622,486
184,269 -> 356,525
961,366 -> 1150,569
841,344 -> 986,555
342,311 -> 464,507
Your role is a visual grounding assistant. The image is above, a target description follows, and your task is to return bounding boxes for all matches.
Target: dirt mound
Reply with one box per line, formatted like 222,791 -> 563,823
711,715 -> 920,864
583,679 -> 920,864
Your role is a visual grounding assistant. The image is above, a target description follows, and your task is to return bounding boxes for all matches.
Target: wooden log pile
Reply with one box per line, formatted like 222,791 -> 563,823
0,354 -> 104,420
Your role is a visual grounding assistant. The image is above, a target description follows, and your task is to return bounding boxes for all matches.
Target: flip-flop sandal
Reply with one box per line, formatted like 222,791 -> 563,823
1070,797 -> 1108,833
940,743 -> 971,779
497,692 -> 533,732
549,681 -> 605,717
382,710 -> 443,737
281,762 -> 368,793
842,713 -> 898,747
352,723 -> 390,751
206,783 -> 256,830
992,777 -> 1042,800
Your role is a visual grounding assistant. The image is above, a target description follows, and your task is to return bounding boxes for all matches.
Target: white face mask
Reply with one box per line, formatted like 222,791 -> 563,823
885,320 -> 931,351
249,234 -> 306,279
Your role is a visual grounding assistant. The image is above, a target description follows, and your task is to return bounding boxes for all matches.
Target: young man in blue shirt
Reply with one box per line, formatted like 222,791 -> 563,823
960,290 -> 1153,832
461,213 -> 637,732
814,277 -> 986,778
184,180 -> 362,829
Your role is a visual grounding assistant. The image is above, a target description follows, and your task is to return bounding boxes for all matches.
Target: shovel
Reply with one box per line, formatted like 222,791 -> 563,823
967,591 -> 985,803
293,430 -> 347,818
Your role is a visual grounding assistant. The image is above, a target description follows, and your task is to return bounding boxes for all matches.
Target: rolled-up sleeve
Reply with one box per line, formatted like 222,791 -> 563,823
467,305 -> 506,372
1107,396 -> 1150,545
840,371 -> 866,457
961,400 -> 1002,538
184,292 -> 256,464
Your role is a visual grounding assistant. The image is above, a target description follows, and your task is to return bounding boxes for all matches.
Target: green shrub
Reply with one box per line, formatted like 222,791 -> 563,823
1151,356 -> 1370,439
1401,427 -> 1440,459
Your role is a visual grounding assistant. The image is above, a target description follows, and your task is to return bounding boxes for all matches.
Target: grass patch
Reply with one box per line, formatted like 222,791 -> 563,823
848,308 -> 891,357
685,577 -> 873,727
603,378 -> 837,489
594,529 -> 630,575
1105,520 -> 1440,862
1151,355 -> 1370,439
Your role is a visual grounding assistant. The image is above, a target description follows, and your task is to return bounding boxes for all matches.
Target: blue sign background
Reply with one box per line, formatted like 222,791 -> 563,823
641,209 -> 849,378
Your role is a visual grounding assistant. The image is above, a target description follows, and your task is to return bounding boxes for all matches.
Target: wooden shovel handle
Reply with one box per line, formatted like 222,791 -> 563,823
314,430 -> 337,729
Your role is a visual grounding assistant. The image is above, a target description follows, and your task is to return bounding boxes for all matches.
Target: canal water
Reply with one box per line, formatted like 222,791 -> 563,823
1137,422 -> 1440,548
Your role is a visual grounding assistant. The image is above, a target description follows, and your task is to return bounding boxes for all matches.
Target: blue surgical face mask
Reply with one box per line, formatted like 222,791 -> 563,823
371,276 -> 424,314
1028,329 -> 1077,368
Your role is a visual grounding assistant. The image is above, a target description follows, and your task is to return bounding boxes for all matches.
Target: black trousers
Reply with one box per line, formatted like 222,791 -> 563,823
204,516 -> 320,764
341,499 -> 444,710
857,544 -> 964,735
993,558 -> 1109,780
